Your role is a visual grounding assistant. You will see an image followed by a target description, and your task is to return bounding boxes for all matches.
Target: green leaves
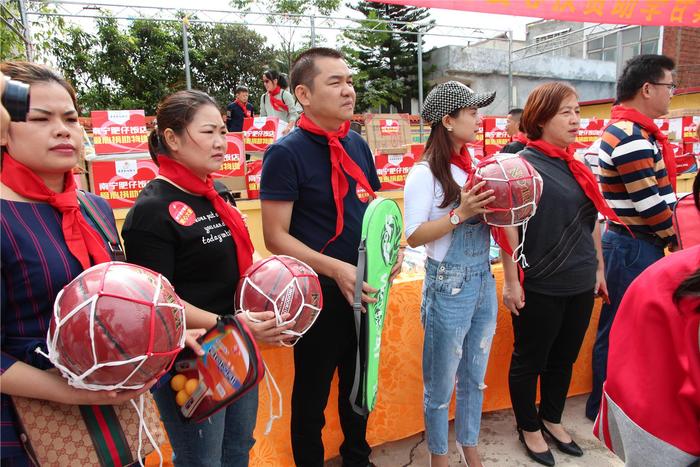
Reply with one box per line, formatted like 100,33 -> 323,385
49,14 -> 273,115
342,1 -> 435,113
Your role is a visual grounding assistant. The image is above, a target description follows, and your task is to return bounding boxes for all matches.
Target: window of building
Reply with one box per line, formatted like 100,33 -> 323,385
586,26 -> 659,64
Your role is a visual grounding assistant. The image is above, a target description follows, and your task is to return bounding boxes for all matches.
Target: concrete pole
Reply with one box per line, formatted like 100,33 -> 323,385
18,0 -> 33,61
507,30 -> 513,109
310,15 -> 316,48
182,16 -> 191,90
418,31 -> 424,142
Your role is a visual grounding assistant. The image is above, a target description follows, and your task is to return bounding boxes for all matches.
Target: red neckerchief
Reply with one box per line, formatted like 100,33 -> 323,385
607,105 -> 677,191
512,132 -> 529,145
1,154 -> 111,270
268,86 -> 289,113
527,139 -> 630,233
450,146 -> 473,174
235,99 -> 252,118
157,156 -> 254,276
297,114 -> 377,252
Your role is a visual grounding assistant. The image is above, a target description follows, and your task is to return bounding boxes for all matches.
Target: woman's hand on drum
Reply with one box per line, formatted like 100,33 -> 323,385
502,280 -> 525,316
237,311 -> 297,346
456,181 -> 495,220
62,378 -> 158,406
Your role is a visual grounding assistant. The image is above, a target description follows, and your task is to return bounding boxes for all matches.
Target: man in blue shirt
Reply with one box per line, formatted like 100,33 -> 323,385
226,85 -> 254,132
260,47 -> 401,467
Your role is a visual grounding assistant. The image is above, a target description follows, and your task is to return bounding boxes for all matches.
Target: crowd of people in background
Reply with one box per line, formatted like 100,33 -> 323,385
0,49 -> 698,467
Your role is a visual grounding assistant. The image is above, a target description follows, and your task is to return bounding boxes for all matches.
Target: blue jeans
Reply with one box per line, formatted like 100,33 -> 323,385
152,383 -> 258,467
585,229 -> 664,420
421,221 -> 498,455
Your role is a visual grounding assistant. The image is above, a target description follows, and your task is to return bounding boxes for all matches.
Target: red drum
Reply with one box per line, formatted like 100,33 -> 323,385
48,262 -> 186,389
473,153 -> 543,226
235,255 -> 323,345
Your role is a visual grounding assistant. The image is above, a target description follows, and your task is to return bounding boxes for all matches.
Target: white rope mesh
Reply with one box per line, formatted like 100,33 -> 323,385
476,153 -> 543,267
236,255 -> 322,347
36,262 -> 186,467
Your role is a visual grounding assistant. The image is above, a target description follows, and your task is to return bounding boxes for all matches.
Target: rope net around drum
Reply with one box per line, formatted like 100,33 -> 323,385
236,256 -> 322,347
476,153 -> 543,267
37,262 -> 187,467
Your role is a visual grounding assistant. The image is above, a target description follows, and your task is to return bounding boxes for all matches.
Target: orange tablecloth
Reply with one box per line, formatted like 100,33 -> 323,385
147,265 -> 602,466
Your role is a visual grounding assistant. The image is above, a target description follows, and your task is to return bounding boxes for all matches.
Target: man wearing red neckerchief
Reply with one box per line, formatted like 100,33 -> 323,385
586,54 -> 679,421
226,85 -> 254,132
260,48 -> 402,467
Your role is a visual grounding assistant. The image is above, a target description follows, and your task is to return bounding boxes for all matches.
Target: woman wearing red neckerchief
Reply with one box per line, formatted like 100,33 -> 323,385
501,82 -> 614,466
122,90 -> 294,467
0,62 -> 155,466
259,69 -> 299,136
403,81 -> 497,467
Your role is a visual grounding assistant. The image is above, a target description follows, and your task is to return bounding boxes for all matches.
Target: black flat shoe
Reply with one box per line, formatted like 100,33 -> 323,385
540,422 -> 584,457
517,428 -> 555,466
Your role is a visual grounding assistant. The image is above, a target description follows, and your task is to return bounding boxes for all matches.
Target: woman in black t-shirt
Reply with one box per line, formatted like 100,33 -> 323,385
500,83 -> 607,466
122,90 -> 294,467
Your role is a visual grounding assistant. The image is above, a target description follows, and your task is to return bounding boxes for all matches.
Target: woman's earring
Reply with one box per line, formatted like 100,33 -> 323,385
446,127 -> 453,132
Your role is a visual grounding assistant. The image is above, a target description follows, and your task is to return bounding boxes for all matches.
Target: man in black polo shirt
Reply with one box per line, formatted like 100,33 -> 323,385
260,47 -> 401,467
226,85 -> 254,132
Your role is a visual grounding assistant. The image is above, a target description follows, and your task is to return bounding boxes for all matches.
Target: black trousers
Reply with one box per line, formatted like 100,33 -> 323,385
508,289 -> 594,432
291,284 -> 371,467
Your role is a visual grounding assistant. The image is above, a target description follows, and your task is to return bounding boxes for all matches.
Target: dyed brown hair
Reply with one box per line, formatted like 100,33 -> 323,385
147,90 -> 219,165
422,109 -> 463,209
520,82 -> 578,141
0,61 -> 78,111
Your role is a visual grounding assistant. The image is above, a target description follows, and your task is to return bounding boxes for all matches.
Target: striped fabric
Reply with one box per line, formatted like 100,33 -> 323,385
598,121 -> 677,241
0,195 -> 118,462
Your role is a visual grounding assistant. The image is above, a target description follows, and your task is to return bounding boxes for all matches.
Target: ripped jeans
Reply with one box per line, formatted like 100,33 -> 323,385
421,221 -> 498,455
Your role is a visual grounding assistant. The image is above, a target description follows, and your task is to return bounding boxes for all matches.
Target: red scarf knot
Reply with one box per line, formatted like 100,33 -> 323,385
297,114 -> 377,252
156,155 -> 254,276
268,86 -> 289,113
1,154 -> 111,270
527,138 -> 630,233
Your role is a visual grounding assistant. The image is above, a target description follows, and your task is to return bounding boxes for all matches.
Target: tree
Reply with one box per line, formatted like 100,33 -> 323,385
51,15 -> 274,115
229,0 -> 340,17
188,22 -> 275,109
1,1 -> 69,61
342,1 -> 434,113
52,16 -> 184,114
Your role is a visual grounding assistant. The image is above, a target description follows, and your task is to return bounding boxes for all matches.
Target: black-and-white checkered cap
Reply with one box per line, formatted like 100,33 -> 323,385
421,81 -> 496,124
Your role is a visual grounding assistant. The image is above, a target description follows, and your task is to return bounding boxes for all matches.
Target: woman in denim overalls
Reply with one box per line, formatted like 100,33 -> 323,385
404,81 -> 498,467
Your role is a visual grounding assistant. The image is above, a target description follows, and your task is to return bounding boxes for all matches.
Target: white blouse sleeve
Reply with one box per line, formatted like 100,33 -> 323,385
403,163 -> 438,239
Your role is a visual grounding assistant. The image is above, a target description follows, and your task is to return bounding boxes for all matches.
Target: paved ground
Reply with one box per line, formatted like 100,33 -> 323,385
326,395 -> 623,467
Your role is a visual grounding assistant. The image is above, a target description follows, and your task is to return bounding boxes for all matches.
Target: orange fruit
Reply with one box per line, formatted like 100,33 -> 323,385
185,378 -> 199,396
175,389 -> 189,407
170,374 -> 187,392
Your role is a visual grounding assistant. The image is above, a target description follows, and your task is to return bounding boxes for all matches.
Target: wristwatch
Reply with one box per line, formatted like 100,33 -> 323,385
449,209 -> 461,226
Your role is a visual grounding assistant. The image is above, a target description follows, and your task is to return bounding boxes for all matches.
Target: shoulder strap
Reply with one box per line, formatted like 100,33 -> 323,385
77,190 -> 126,261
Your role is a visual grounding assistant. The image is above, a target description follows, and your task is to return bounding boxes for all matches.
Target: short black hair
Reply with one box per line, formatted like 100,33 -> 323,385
617,54 -> 675,102
290,47 -> 345,94
235,85 -> 249,94
508,108 -> 523,117
263,69 -> 287,89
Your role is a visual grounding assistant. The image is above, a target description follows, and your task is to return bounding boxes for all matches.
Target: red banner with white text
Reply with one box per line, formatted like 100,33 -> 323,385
371,0 -> 699,27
